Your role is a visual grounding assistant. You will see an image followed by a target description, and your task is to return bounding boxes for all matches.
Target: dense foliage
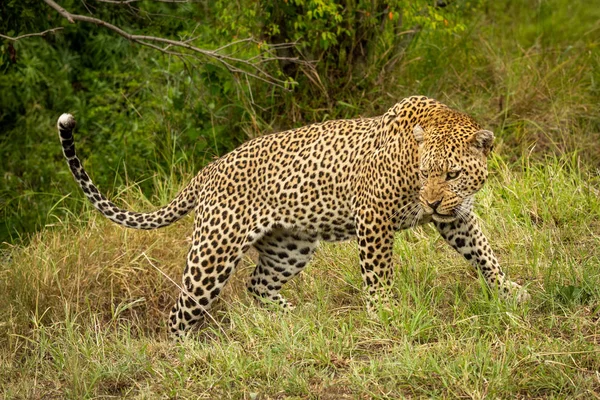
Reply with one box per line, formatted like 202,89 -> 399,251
1,0 -> 599,244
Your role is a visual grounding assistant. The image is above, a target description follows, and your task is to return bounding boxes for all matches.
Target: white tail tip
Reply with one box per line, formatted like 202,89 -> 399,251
57,113 -> 76,130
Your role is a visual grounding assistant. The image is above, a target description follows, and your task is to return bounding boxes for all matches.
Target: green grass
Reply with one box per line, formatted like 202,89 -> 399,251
1,154 -> 599,399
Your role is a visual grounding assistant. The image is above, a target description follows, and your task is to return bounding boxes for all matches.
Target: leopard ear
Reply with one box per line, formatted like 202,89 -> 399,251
470,129 -> 494,155
413,124 -> 425,144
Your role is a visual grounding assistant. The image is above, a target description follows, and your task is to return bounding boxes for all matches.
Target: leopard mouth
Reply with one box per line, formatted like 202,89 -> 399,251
420,203 -> 458,222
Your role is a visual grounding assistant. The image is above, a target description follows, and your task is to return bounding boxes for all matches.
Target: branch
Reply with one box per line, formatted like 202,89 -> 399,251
95,0 -> 199,3
43,0 -> 305,89
0,27 -> 64,42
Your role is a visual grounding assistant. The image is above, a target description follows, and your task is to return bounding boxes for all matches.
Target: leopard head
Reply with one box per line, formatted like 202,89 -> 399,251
413,123 -> 494,223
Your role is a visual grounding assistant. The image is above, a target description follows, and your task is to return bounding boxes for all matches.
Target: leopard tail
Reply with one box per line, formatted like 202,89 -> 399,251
57,113 -> 197,230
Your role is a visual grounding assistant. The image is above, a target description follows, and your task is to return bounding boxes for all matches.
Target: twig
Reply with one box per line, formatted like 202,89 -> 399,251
43,0 -> 304,88
0,27 -> 64,42
95,0 -> 199,3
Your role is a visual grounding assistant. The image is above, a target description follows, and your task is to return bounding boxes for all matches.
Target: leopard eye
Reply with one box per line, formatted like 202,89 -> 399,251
446,170 -> 461,180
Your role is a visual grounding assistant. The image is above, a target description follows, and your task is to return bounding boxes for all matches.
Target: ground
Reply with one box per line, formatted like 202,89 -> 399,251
1,155 -> 599,399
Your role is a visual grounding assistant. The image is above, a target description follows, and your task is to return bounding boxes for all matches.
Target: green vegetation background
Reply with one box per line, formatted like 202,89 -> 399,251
2,0 -> 597,245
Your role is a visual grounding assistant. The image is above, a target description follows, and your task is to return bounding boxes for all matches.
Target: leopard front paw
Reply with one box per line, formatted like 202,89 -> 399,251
500,281 -> 530,303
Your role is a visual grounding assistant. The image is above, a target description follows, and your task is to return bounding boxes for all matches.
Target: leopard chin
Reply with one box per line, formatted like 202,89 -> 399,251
431,213 -> 457,223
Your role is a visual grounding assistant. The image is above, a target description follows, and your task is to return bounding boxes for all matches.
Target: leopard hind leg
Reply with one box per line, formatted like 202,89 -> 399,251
248,229 -> 318,310
168,220 -> 250,336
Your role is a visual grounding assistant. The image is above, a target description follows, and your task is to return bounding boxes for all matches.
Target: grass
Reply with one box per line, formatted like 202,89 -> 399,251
1,153 -> 599,399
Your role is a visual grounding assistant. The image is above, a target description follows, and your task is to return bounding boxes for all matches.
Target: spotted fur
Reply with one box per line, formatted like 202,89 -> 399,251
57,96 -> 528,336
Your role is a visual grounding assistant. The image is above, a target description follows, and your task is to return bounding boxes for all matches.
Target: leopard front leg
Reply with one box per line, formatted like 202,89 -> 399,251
434,214 -> 529,302
356,208 -> 396,317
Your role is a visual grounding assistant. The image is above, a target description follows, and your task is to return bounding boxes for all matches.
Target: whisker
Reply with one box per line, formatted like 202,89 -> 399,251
386,200 -> 419,224
410,207 -> 423,229
395,203 -> 422,228
455,198 -> 476,223
455,208 -> 468,223
391,202 -> 418,225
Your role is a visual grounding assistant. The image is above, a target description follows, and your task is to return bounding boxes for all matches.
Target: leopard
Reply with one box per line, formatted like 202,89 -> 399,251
56,95 -> 529,336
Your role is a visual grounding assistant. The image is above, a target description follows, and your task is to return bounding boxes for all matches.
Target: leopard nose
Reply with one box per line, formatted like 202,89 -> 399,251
427,200 -> 442,210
